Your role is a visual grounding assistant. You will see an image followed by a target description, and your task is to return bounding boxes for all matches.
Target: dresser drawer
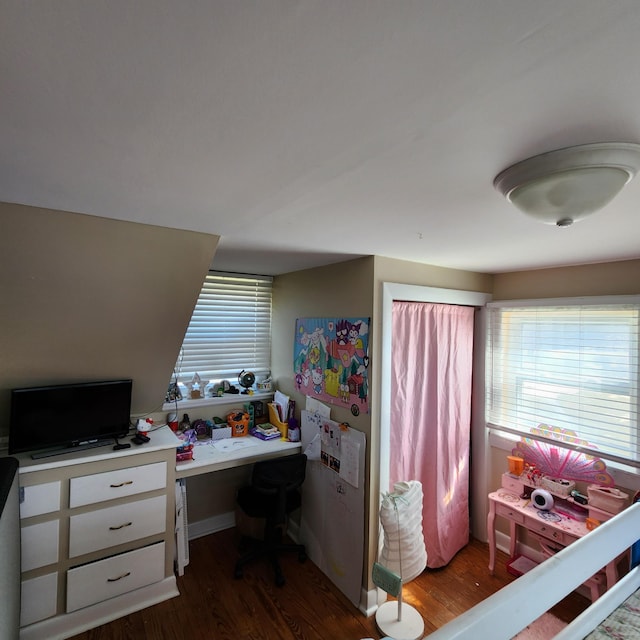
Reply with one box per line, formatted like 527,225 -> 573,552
20,481 -> 61,519
69,495 -> 167,557
501,474 -> 524,495
21,519 -> 59,572
66,542 -> 165,612
495,502 -> 525,525
527,517 -> 573,544
20,572 -> 58,626
530,531 -> 565,557
69,461 -> 167,508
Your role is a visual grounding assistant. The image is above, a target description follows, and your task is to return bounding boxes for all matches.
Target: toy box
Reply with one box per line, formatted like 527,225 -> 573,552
540,476 -> 575,497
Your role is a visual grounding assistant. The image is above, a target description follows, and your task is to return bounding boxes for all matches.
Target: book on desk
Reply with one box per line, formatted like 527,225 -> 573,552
250,423 -> 281,440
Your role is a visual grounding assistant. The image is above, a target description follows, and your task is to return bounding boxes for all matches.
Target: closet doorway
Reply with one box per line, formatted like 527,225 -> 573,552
379,283 -> 492,565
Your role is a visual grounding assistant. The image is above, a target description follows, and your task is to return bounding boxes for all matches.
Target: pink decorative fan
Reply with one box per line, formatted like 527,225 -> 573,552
512,424 -> 614,487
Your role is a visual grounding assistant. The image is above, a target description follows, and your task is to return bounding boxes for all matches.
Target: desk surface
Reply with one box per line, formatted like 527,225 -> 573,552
489,490 -> 590,538
12,426 -> 301,478
176,435 -> 302,478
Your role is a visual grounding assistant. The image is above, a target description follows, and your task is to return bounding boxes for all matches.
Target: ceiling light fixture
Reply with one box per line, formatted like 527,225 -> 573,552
493,142 -> 640,227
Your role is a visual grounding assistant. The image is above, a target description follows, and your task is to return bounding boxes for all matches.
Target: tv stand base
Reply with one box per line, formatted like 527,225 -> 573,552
30,439 -> 113,460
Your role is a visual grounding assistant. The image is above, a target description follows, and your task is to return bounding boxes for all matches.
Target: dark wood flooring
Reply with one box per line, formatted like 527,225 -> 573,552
70,528 -> 589,639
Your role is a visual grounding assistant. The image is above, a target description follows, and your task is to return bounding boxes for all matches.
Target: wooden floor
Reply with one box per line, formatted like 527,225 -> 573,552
70,528 -> 589,640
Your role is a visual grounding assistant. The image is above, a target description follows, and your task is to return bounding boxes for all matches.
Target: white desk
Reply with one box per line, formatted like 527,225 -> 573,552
175,435 -> 302,478
172,431 -> 302,575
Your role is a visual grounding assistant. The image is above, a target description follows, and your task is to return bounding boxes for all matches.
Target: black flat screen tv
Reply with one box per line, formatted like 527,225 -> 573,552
8,379 -> 133,458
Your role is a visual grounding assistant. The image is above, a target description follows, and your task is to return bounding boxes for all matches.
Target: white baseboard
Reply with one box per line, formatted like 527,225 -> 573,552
187,511 -> 235,540
187,510 -> 304,542
360,586 -> 386,617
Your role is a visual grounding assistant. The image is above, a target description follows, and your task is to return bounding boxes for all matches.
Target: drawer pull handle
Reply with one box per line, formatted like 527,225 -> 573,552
110,481 -> 133,488
109,522 -> 133,531
107,572 -> 131,583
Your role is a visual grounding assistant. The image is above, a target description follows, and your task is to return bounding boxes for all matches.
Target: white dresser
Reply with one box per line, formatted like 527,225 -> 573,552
15,427 -> 180,640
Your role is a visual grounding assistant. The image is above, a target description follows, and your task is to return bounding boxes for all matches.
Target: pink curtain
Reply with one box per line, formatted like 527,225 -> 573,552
390,301 -> 475,568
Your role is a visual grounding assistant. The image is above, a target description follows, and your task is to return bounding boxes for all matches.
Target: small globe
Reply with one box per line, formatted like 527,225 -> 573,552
238,370 -> 255,390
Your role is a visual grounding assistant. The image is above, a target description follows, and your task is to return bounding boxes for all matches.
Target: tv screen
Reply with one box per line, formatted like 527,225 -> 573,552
9,379 -> 133,457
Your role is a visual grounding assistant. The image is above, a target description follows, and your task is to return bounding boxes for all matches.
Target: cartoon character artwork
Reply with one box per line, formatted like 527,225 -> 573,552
294,317 -> 370,413
311,367 -> 324,394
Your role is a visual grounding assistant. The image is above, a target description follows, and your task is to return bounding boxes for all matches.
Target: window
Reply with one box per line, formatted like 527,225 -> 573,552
173,272 -> 273,391
486,298 -> 640,466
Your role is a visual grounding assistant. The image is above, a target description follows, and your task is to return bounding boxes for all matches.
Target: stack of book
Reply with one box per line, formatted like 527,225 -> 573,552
250,423 -> 282,440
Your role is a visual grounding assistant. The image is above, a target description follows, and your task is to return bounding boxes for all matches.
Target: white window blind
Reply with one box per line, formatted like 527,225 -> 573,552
486,298 -> 640,465
174,272 -> 272,385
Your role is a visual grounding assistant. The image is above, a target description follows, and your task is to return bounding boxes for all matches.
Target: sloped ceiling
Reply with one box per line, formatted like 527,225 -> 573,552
0,203 -> 219,428
2,1 -> 640,276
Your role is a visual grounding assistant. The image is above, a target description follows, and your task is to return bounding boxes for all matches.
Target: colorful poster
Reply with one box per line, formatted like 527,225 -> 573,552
294,317 -> 369,414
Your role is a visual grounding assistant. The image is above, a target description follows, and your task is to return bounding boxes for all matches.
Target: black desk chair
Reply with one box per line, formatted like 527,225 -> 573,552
234,453 -> 307,586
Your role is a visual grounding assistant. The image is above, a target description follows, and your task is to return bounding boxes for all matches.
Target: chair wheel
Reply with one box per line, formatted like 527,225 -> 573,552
234,566 -> 243,579
298,550 -> 307,563
275,573 -> 285,587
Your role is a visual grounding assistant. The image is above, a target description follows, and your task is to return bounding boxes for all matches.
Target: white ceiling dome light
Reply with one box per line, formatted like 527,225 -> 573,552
494,142 -> 640,227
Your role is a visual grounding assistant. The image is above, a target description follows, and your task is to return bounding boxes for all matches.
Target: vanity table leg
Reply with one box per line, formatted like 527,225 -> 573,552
488,501 -> 497,574
509,520 -> 517,558
605,555 -> 622,591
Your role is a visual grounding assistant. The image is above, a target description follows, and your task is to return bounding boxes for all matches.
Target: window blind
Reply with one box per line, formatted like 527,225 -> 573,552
486,298 -> 640,465
174,272 -> 273,385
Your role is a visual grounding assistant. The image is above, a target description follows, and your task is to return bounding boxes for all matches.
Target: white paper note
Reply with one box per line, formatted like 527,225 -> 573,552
339,437 -> 360,488
305,396 -> 331,418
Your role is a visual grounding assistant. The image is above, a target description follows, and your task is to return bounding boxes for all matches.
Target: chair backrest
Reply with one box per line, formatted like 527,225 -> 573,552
251,453 -> 307,524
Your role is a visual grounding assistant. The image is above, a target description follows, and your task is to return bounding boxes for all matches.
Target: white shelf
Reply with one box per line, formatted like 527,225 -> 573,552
162,392 -> 273,412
